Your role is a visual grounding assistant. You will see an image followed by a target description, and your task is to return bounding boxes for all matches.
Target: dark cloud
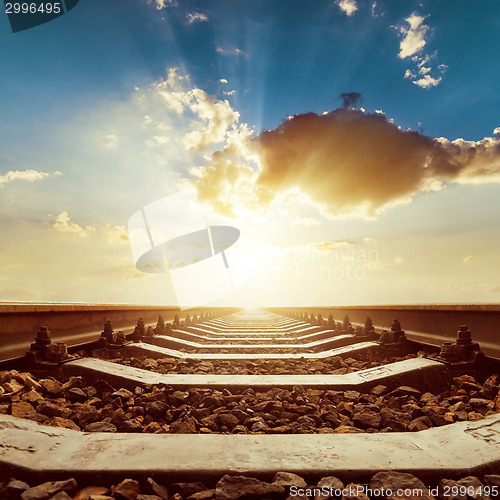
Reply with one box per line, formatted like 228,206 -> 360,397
190,109 -> 500,218
339,92 -> 362,108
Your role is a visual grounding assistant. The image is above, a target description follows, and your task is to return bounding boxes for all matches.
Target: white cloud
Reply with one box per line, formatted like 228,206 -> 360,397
395,13 -> 447,89
396,13 -> 428,59
219,78 -> 237,95
413,74 -> 442,88
371,1 -> 382,17
101,67 -> 244,160
314,241 -> 352,251
335,0 -> 358,16
494,127 -> 500,135
182,88 -> 239,150
104,134 -> 118,148
51,212 -> 96,237
101,224 -> 129,242
463,255 -> 474,263
116,67 -> 243,153
186,12 -> 208,24
154,0 -> 174,9
0,169 -> 54,188
50,212 -> 128,241
146,135 -> 170,148
156,68 -> 190,115
216,47 -> 245,56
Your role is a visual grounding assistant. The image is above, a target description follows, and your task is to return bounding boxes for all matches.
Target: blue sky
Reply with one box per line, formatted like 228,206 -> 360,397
2,0 -> 499,137
0,0 -> 499,306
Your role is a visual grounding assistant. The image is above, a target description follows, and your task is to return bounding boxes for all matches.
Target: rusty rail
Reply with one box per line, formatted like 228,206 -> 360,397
267,305 -> 500,360
1,303 -> 499,362
0,303 -> 238,362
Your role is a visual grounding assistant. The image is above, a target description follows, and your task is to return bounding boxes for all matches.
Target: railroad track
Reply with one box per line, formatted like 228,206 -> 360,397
0,308 -> 499,499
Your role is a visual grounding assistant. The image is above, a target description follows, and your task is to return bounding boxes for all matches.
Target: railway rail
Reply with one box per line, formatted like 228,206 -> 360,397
0,305 -> 499,499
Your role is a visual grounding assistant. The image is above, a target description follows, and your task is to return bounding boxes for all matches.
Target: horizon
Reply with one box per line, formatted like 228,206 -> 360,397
1,301 -> 500,309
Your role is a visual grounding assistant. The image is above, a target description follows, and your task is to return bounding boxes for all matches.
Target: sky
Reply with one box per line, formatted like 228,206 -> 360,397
0,0 -> 499,307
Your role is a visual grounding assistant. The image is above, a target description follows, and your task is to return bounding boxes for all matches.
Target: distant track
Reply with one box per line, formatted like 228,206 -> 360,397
0,303 -> 238,362
0,303 -> 499,361
268,305 -> 500,360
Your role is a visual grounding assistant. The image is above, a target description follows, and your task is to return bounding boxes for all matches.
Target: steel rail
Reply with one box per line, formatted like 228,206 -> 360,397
268,305 -> 500,360
0,303 -> 237,362
1,303 -> 499,362
0,309 -> 499,484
